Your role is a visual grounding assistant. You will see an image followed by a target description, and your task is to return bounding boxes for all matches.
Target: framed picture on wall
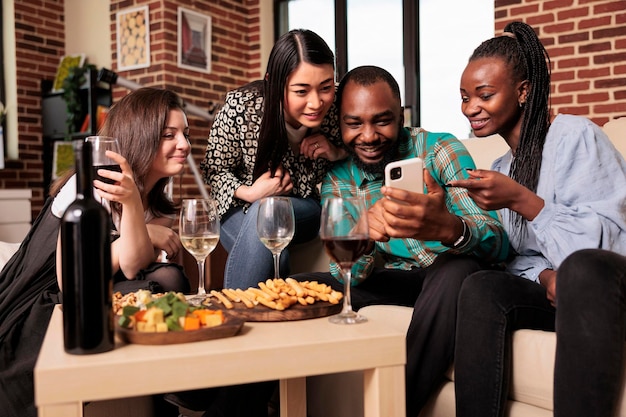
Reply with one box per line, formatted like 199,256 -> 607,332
116,5 -> 151,71
177,7 -> 212,73
52,54 -> 86,92
52,141 -> 74,180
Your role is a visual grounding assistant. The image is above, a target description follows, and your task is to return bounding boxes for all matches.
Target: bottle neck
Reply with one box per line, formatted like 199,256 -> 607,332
76,140 -> 94,199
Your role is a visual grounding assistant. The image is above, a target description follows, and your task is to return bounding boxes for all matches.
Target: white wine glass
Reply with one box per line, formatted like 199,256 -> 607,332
179,198 -> 220,304
257,197 -> 295,279
321,197 -> 370,324
85,136 -> 121,236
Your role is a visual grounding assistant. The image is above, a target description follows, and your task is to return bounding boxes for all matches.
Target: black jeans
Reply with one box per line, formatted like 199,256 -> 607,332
554,249 -> 626,417
294,252 -> 486,417
454,249 -> 626,417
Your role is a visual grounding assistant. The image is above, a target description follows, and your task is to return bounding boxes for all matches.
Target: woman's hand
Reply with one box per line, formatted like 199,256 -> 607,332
146,222 -> 182,261
447,169 -> 544,220
539,268 -> 557,306
92,150 -> 142,208
235,164 -> 293,203
100,150 -> 154,278
301,133 -> 348,162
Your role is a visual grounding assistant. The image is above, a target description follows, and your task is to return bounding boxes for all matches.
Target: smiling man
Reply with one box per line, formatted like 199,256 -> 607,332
294,65 -> 508,417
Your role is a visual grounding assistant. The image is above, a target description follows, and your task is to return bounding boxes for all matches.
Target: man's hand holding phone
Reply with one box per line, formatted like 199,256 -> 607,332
381,159 -> 459,242
384,157 -> 424,197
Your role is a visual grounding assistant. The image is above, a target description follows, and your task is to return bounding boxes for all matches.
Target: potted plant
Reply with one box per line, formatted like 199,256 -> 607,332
62,63 -> 96,137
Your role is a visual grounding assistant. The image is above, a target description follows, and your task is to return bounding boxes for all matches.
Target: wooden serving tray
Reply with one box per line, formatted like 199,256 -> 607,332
203,299 -> 342,322
115,314 -> 244,345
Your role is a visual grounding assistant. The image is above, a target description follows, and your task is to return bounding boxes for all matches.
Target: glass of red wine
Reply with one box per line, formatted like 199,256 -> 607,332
85,136 -> 122,236
321,197 -> 370,324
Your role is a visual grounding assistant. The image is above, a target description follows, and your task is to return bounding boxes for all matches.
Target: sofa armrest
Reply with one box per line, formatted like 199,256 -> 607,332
0,241 -> 20,271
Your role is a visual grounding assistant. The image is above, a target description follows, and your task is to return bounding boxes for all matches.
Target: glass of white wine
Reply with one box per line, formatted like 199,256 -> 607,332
179,198 -> 220,304
256,197 -> 295,279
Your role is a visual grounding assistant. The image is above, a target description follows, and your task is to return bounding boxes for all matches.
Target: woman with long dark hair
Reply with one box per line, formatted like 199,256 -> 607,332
201,29 -> 346,289
448,21 -> 626,417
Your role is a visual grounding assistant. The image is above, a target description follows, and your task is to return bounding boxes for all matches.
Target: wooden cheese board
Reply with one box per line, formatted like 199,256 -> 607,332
115,313 -> 245,345
203,299 -> 342,322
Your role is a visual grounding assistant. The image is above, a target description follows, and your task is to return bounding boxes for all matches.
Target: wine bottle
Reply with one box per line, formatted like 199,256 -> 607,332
60,140 -> 114,354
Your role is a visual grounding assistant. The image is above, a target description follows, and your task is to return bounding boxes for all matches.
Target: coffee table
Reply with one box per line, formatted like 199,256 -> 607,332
35,304 -> 406,417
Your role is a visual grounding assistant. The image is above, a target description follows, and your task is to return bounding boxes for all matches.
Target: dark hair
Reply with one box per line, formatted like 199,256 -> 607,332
469,21 -> 551,232
49,88 -> 185,217
337,65 -> 401,106
253,29 -> 335,179
100,87 -> 185,217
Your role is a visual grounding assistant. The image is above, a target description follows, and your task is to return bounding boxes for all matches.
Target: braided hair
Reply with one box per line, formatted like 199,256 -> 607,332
469,21 -> 551,233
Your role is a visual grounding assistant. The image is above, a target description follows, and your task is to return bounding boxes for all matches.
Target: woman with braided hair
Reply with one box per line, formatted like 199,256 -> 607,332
447,21 -> 626,417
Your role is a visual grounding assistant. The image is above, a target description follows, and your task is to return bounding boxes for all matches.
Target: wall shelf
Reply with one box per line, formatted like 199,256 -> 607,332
41,69 -> 112,195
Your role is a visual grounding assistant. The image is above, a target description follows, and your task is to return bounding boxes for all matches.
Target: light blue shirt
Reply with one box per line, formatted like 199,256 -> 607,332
493,114 -> 626,281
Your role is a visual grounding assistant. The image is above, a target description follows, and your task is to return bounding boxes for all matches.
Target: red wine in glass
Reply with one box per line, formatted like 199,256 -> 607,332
92,164 -> 122,185
322,237 -> 369,268
320,197 -> 369,324
85,136 -> 121,236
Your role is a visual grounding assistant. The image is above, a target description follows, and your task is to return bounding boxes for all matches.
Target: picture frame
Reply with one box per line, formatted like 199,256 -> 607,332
52,141 -> 74,180
52,54 -> 86,92
177,7 -> 212,73
116,5 -> 151,71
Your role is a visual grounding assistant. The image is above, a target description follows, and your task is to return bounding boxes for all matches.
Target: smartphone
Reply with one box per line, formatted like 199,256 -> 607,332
384,157 -> 424,194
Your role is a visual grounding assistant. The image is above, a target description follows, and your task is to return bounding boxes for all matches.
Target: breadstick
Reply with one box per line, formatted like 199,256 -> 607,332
328,291 -> 342,304
222,288 -> 241,303
285,278 -> 306,297
256,296 -> 282,310
235,289 -> 256,308
210,290 -> 233,309
246,287 -> 274,301
259,282 -> 280,299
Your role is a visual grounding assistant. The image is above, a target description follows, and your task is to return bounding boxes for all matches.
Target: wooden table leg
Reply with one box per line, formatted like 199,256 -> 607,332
279,377 -> 306,417
363,365 -> 405,417
38,402 -> 82,417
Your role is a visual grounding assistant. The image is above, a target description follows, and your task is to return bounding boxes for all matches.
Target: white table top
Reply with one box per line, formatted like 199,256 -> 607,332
35,304 -> 407,406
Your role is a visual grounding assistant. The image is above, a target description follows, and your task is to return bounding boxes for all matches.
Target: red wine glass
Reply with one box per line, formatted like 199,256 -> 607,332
320,197 -> 369,324
85,136 -> 121,236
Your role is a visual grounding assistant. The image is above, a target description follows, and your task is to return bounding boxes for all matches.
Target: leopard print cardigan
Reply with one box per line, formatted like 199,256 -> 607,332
200,80 -> 342,218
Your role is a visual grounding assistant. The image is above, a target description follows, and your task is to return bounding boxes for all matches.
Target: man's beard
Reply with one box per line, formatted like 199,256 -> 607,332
352,140 -> 400,176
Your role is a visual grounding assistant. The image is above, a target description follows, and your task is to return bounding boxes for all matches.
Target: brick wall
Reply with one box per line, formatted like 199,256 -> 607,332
3,0 -> 65,218
108,0 -> 262,204
3,0 -> 626,220
1,0 -> 261,218
495,0 -> 626,126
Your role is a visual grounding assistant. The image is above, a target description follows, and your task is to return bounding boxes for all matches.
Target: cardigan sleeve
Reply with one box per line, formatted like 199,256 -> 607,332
200,87 -> 262,218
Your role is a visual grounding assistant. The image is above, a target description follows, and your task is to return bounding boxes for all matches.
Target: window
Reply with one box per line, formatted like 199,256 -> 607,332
276,0 -> 494,138
277,0 -> 407,113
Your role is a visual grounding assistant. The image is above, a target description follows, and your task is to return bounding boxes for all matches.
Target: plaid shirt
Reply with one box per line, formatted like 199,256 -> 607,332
322,127 -> 509,284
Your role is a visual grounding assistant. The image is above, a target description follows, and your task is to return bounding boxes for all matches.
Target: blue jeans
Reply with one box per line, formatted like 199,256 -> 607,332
455,249 -> 626,417
219,197 -> 321,289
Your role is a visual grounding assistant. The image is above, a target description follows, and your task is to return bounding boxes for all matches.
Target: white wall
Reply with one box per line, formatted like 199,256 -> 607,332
2,0 -> 18,160
419,0 -> 494,138
65,0 -> 111,68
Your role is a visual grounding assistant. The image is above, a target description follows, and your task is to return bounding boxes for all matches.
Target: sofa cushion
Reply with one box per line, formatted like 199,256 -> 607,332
0,241 -> 20,271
